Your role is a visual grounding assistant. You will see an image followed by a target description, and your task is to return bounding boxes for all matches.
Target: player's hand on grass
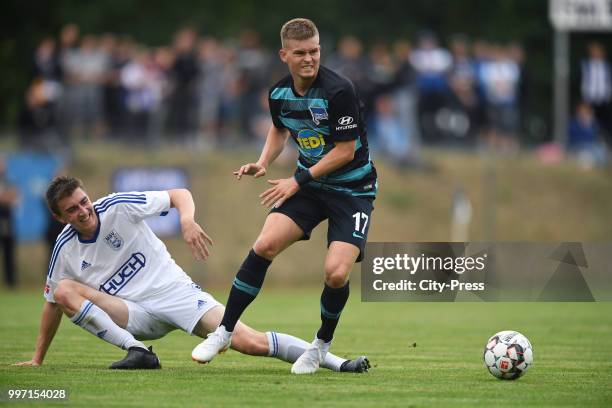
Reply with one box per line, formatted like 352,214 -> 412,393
14,360 -> 40,366
260,177 -> 299,208
233,163 -> 266,180
181,217 -> 213,261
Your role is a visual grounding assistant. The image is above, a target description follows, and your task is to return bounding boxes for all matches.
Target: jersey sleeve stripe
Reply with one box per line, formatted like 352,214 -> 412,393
48,227 -> 75,265
54,226 -> 75,243
47,229 -> 77,278
96,193 -> 146,207
95,199 -> 149,216
95,193 -> 146,209
94,197 -> 147,214
95,193 -> 146,208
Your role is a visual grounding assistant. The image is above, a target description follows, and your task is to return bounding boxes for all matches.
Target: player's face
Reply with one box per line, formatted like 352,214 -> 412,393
280,36 -> 321,82
54,188 -> 97,235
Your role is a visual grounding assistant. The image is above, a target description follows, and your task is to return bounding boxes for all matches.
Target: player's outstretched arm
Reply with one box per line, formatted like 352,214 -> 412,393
168,189 -> 213,261
233,125 -> 289,180
14,302 -> 63,366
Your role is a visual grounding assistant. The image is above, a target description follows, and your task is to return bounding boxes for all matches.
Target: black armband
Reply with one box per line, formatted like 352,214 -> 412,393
294,169 -> 314,186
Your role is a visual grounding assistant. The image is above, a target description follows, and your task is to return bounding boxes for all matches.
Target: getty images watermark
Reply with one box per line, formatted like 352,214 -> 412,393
361,243 -> 612,301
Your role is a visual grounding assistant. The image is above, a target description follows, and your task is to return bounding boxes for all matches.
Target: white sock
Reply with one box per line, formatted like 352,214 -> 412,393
70,300 -> 146,351
266,331 -> 346,371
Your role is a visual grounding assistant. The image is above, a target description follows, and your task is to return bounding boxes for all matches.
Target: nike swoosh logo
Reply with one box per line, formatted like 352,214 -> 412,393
353,232 -> 364,239
280,109 -> 291,117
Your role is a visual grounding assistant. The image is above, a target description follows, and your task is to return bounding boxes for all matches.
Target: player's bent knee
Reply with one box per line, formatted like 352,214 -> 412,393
325,273 -> 349,288
324,266 -> 350,288
252,238 -> 280,260
53,280 -> 78,306
324,261 -> 351,286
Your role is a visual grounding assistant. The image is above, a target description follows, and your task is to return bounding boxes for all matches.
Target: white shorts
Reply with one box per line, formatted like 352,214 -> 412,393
121,281 -> 222,340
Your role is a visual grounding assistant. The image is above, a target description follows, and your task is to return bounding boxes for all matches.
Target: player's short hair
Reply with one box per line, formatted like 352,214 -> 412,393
280,18 -> 319,47
46,176 -> 85,215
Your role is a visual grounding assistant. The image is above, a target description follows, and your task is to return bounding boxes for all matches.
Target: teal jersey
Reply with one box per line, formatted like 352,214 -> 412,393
269,65 -> 377,197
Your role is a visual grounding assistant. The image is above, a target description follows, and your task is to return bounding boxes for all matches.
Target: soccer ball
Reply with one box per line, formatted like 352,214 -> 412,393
483,330 -> 533,380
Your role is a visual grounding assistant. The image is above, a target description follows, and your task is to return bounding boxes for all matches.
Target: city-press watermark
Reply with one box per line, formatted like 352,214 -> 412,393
361,243 -> 612,301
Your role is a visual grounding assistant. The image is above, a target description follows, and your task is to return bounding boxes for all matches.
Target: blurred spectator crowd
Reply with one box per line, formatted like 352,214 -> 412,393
20,23 -> 612,167
6,23 -> 612,285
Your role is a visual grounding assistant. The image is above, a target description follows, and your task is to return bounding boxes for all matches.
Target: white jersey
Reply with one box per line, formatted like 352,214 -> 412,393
44,191 -> 191,303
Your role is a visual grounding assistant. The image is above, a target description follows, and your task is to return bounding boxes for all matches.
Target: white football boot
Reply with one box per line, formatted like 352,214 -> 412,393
291,338 -> 330,374
191,326 -> 232,364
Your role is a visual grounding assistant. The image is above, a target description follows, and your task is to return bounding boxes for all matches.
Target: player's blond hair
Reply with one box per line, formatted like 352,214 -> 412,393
280,18 -> 319,48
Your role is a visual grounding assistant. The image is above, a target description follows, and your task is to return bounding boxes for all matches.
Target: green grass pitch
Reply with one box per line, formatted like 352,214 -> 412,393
1,289 -> 611,407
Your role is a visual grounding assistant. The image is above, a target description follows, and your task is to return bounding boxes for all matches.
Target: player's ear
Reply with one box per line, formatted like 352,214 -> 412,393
279,48 -> 287,63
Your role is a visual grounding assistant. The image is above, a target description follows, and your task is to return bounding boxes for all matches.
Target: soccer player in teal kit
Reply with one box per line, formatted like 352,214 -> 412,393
193,18 -> 376,374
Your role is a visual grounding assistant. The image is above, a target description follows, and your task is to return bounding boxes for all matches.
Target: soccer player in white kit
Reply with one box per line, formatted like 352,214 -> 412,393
15,176 -> 369,371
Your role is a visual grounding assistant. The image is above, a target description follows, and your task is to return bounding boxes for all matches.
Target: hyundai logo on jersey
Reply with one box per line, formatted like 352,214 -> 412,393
338,116 -> 354,125
336,115 -> 358,131
100,252 -> 146,295
104,230 -> 124,251
309,106 -> 328,125
296,129 -> 326,158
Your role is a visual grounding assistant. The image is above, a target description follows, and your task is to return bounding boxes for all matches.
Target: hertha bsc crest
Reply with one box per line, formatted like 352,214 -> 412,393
309,106 -> 328,125
104,230 -> 124,251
